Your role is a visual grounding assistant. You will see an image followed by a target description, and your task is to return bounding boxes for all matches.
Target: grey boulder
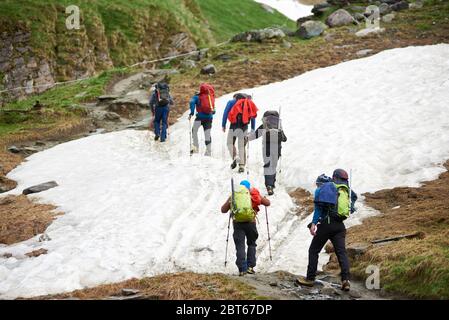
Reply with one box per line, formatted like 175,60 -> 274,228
23,181 -> 58,195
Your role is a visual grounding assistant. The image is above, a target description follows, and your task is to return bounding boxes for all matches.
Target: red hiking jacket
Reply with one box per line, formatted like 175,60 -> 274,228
228,99 -> 258,125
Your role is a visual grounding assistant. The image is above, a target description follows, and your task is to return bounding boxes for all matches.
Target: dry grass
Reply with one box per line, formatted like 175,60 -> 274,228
289,188 -> 314,219
0,195 -> 61,245
346,161 -> 449,299
40,272 -> 261,300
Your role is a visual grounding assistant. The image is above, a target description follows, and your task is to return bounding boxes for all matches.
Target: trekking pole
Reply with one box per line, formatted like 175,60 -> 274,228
264,206 -> 273,261
278,106 -> 283,183
349,169 -> 352,214
225,178 -> 236,267
246,136 -> 250,178
189,116 -> 193,156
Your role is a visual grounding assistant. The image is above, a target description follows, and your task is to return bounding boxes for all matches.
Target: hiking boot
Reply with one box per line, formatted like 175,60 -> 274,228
239,271 -> 246,277
296,276 -> 315,287
230,160 -> 237,169
154,135 -> 160,141
246,267 -> 255,275
267,185 -> 274,196
341,280 -> 351,292
238,165 -> 245,173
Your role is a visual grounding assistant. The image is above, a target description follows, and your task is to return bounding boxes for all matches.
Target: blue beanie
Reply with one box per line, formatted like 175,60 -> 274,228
240,180 -> 251,190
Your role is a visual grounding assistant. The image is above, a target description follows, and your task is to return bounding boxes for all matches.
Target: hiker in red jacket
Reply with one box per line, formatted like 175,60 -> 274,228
222,94 -> 258,173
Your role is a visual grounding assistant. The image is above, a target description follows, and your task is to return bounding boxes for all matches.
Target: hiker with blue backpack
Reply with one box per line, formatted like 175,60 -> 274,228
189,83 -> 216,156
297,169 -> 358,291
221,180 -> 270,276
149,82 -> 174,143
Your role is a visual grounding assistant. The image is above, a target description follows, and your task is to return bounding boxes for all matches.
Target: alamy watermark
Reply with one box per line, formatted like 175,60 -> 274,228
365,265 -> 381,290
66,5 -> 81,30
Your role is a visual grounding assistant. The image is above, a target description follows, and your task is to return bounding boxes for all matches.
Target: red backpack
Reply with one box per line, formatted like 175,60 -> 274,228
197,83 -> 215,114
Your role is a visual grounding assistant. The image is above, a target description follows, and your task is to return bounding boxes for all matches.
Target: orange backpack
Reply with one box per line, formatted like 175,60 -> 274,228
197,83 -> 215,114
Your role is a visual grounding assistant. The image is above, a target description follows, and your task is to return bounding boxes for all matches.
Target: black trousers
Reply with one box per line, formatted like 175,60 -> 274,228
306,221 -> 350,281
233,222 -> 258,272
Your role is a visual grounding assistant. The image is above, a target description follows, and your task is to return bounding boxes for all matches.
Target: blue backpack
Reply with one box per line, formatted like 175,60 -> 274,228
315,182 -> 351,221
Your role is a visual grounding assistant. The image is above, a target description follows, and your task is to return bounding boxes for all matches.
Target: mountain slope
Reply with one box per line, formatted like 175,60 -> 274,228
1,45 -> 449,298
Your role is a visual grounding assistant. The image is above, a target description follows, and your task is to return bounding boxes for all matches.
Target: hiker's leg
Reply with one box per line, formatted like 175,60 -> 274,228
236,128 -> 246,165
263,151 -> 275,187
307,223 -> 330,281
330,223 -> 350,281
192,119 -> 201,150
245,223 -> 259,268
203,120 -> 212,156
154,108 -> 162,137
233,223 -> 247,272
227,130 -> 236,160
160,106 -> 169,141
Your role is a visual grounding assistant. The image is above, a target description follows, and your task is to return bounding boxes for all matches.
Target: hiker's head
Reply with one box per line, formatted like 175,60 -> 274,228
316,174 -> 331,187
332,169 -> 349,184
240,180 -> 251,190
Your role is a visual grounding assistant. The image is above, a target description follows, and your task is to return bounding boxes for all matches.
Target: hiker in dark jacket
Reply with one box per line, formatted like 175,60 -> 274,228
247,111 -> 287,196
298,169 -> 358,292
221,180 -> 270,276
222,93 -> 257,173
149,82 -> 174,143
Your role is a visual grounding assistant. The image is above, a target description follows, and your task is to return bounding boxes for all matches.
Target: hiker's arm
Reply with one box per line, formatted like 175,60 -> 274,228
250,117 -> 256,131
261,196 -> 270,207
312,189 -> 321,224
221,197 -> 231,213
280,129 -> 287,142
222,100 -> 233,130
149,93 -> 156,114
189,96 -> 197,116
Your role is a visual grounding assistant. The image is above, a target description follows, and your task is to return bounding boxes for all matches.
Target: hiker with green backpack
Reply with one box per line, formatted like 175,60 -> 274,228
297,169 -> 358,291
221,180 -> 270,276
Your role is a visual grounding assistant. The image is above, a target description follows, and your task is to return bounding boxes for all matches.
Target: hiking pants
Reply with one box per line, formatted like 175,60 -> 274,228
306,221 -> 350,281
262,145 -> 279,188
233,222 -> 259,272
154,106 -> 169,142
227,127 -> 247,166
192,119 -> 212,156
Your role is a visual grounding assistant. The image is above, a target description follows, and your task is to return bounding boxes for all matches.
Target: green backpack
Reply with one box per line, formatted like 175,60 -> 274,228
335,183 -> 350,220
231,186 -> 255,223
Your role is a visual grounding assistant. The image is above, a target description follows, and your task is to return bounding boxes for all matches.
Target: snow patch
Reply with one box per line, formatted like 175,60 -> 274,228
254,0 -> 313,20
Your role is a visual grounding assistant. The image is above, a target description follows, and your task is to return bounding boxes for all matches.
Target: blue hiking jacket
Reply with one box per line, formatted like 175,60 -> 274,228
190,95 -> 214,120
222,99 -> 256,131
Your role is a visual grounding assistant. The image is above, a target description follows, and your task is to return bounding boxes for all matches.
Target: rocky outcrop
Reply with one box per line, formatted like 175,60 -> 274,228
326,9 -> 357,27
232,28 -> 286,43
23,181 -> 59,195
297,21 -> 327,39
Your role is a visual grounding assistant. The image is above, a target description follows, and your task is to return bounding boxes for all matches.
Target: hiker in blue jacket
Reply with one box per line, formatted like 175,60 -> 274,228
222,93 -> 257,172
149,82 -> 174,143
189,94 -> 213,156
298,170 -> 358,292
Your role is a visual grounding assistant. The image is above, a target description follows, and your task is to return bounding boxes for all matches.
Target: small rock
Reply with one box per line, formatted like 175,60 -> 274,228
356,49 -> 374,57
213,53 -> 234,62
8,146 -> 21,154
312,3 -> 332,16
326,9 -> 357,28
25,248 -> 48,258
35,141 -> 46,146
349,290 -> 362,299
390,1 -> 410,11
347,242 -> 371,259
269,282 -> 278,287
297,21 -> 327,39
103,112 -> 122,122
39,233 -> 52,242
2,253 -> 13,259
281,40 -> 292,49
354,13 -> 366,22
200,64 -> 217,75
321,285 -> 340,296
98,95 -> 120,102
296,15 -> 314,26
382,13 -> 396,23
181,59 -> 196,69
379,3 -> 392,15
121,289 -> 140,296
355,27 -> 385,37
409,0 -> 423,9
23,147 -> 39,154
23,181 -> 58,195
